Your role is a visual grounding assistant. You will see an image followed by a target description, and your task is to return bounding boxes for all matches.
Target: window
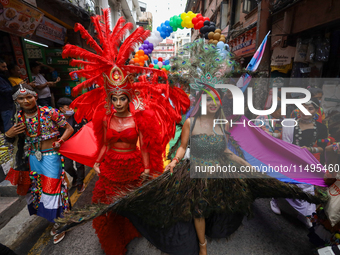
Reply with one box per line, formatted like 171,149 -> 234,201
220,1 -> 228,29
231,0 -> 241,26
243,0 -> 257,13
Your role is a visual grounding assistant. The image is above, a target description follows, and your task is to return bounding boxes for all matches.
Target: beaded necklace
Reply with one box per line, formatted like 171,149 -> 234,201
21,107 -> 43,161
294,119 -> 317,147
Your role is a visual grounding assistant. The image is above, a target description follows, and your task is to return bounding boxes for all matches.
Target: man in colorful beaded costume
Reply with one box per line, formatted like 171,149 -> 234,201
5,84 -> 74,244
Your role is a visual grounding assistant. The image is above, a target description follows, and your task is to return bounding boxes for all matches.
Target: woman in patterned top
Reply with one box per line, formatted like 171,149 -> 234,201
5,84 -> 73,244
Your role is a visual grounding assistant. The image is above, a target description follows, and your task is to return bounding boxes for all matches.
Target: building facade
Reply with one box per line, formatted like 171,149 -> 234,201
185,0 -> 271,72
152,39 -> 175,60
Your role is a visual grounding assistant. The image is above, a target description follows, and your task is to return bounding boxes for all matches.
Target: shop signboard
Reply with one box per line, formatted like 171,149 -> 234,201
36,17 -> 67,45
10,34 -> 28,79
22,0 -> 37,7
231,28 -> 257,57
0,0 -> 43,38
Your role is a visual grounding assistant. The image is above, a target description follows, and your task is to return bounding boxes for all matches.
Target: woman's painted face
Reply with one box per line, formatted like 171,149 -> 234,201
16,94 -> 37,111
206,91 -> 221,114
111,94 -> 129,113
300,104 -> 316,119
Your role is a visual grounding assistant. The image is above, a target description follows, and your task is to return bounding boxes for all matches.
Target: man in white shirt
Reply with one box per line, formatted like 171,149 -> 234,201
30,61 -> 60,107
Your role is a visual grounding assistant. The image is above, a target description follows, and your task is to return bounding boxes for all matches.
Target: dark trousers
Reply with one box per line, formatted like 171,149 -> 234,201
0,243 -> 17,255
37,97 -> 51,107
64,157 -> 85,185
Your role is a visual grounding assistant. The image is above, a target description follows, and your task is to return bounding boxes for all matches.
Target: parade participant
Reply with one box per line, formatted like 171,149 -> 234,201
57,38 -> 328,255
0,59 -> 13,132
271,98 -> 328,226
290,87 -> 325,123
5,84 -> 73,244
58,10 -> 190,255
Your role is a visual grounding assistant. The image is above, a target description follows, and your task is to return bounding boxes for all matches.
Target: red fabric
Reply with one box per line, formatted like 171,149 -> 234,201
92,149 -> 143,254
107,128 -> 138,145
59,121 -> 98,167
5,168 -> 31,196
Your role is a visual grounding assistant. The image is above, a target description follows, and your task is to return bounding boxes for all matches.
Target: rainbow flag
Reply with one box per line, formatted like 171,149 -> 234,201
236,31 -> 270,92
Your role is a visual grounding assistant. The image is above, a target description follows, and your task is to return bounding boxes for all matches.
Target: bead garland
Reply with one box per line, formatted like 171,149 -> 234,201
317,138 -> 331,143
29,171 -> 42,210
18,107 -> 60,145
294,119 -> 317,147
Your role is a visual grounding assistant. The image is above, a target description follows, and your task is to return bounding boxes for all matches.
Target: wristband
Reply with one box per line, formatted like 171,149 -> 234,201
52,139 -> 64,147
4,132 -> 11,138
173,157 -> 180,164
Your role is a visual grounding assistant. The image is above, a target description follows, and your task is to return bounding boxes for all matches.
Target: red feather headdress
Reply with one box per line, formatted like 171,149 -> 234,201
62,9 -> 168,112
63,9 -> 190,159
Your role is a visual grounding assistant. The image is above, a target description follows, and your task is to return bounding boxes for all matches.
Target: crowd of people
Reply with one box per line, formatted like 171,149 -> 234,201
0,9 -> 340,255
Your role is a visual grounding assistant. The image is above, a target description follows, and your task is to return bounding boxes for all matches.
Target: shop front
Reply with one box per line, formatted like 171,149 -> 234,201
0,0 -> 91,180
229,26 -> 257,68
269,0 -> 340,139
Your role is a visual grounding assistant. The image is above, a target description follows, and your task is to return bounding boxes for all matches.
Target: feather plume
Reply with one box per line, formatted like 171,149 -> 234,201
102,8 -> 111,36
116,28 -> 151,65
111,22 -> 134,60
69,59 -> 98,67
91,15 -> 105,45
71,74 -> 103,97
101,9 -> 114,60
70,66 -> 110,79
56,160 -> 328,232
62,44 -> 109,65
74,23 -> 103,55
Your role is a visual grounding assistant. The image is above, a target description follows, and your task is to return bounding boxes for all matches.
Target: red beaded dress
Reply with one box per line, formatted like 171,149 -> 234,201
58,9 -> 190,255
91,114 -> 147,255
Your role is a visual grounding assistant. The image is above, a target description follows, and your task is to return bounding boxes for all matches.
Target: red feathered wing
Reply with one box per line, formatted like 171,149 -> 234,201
59,121 -> 98,167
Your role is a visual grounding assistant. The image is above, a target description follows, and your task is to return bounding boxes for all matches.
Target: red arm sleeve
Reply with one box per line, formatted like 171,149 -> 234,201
139,131 -> 150,169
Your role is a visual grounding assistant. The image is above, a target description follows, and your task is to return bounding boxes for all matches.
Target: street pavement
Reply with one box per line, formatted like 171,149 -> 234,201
12,170 -> 317,255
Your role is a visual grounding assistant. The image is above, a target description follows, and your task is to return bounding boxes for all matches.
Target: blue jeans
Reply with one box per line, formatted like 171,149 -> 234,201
1,109 -> 13,132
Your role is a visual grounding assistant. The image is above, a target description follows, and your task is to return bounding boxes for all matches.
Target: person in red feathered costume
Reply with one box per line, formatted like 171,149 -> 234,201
58,9 -> 190,255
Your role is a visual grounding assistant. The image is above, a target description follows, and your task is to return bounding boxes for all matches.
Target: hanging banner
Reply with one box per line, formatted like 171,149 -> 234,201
10,35 -> 28,79
231,27 -> 257,57
36,17 -> 67,45
0,0 -> 43,38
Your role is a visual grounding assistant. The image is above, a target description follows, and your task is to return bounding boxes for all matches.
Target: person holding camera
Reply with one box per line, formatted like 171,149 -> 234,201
30,61 -> 60,107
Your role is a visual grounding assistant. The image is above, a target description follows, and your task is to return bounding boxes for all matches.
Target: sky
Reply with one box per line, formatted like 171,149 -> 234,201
141,0 -> 188,30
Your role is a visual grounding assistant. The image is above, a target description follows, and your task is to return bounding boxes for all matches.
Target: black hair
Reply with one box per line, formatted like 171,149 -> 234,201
308,87 -> 323,97
57,97 -> 73,109
29,61 -> 40,70
306,97 -> 320,110
7,63 -> 18,72
0,58 -> 5,64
